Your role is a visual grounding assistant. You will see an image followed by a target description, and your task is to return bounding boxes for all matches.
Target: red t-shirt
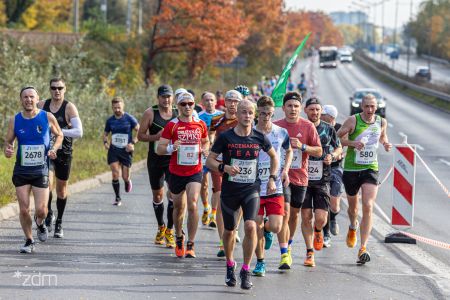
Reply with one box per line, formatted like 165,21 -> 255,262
274,118 -> 321,186
216,98 -> 225,110
161,117 -> 208,176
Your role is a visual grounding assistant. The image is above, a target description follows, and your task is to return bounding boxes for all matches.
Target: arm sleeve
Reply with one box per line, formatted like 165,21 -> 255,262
62,117 -> 83,138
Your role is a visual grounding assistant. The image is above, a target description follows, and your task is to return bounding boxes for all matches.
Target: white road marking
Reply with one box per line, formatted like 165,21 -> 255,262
439,159 -> 450,167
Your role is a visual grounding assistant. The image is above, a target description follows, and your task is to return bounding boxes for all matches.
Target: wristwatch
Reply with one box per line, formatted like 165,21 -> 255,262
269,175 -> 278,181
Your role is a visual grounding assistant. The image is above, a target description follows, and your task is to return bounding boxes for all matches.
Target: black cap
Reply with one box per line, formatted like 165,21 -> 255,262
283,92 -> 302,105
305,97 -> 321,108
158,84 -> 173,96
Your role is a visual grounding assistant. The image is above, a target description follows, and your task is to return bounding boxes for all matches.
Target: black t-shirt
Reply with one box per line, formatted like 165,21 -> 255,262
331,123 -> 343,168
211,128 -> 272,196
309,121 -> 340,186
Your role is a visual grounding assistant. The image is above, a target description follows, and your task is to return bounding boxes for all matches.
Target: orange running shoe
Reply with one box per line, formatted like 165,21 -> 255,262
313,231 -> 324,251
357,246 -> 371,264
304,251 -> 315,267
346,221 -> 359,248
175,235 -> 185,258
185,241 -> 196,258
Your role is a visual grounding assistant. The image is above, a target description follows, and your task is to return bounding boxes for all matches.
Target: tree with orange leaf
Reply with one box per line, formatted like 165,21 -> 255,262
146,0 -> 248,83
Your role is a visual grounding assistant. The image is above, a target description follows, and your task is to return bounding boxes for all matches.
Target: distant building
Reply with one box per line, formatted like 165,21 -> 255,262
330,11 -> 368,26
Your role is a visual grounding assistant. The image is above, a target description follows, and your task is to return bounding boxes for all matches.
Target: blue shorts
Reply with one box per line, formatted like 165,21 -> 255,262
330,166 -> 344,197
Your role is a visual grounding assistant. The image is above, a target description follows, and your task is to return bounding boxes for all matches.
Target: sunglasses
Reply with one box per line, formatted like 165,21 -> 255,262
50,86 -> 65,91
179,102 -> 195,107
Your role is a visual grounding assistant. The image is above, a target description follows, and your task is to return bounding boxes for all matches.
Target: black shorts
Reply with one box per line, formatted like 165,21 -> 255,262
221,192 -> 260,231
107,147 -> 132,168
343,169 -> 379,196
49,152 -> 72,181
147,163 -> 170,191
12,174 -> 49,188
168,172 -> 203,195
284,184 -> 307,209
302,184 -> 330,210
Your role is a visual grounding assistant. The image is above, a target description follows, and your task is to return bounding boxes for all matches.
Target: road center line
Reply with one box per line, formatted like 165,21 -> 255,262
439,159 -> 450,167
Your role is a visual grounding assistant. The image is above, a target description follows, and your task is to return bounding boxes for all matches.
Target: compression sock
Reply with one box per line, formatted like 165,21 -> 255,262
56,197 -> 67,221
112,180 -> 120,200
167,200 -> 174,229
153,201 -> 165,227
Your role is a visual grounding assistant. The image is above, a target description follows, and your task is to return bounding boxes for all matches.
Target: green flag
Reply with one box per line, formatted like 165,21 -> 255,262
272,33 -> 311,107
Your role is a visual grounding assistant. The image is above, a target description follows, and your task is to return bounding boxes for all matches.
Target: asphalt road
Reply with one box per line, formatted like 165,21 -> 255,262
289,55 -> 450,267
366,51 -> 450,86
0,169 -> 447,299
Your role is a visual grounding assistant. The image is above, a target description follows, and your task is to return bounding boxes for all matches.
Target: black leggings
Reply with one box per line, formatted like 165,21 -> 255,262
221,192 -> 260,231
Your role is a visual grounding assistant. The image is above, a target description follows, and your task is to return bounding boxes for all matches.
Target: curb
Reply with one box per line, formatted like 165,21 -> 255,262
0,159 -> 147,222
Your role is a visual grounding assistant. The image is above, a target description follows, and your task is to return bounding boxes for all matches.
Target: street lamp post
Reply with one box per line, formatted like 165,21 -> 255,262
73,0 -> 79,33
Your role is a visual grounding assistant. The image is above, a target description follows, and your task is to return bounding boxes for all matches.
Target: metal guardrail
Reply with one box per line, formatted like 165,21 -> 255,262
420,54 -> 449,66
355,54 -> 450,103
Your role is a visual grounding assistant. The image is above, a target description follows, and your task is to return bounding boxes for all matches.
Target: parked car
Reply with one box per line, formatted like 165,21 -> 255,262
415,66 -> 431,81
350,88 -> 386,118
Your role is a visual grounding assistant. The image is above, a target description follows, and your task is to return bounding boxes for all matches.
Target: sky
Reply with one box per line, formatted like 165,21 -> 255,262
285,0 -> 424,29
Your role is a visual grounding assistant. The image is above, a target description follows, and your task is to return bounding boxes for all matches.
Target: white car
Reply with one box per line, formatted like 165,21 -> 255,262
340,53 -> 352,63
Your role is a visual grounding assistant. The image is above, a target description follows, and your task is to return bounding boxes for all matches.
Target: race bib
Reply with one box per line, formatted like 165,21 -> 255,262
177,144 -> 200,166
290,149 -> 301,169
355,144 -> 378,165
111,133 -> 128,148
21,144 -> 45,166
258,160 -> 270,182
229,159 -> 257,183
308,160 -> 323,180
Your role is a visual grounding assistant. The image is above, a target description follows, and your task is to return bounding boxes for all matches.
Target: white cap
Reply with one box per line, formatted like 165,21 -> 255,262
176,92 -> 195,104
224,90 -> 243,101
322,105 -> 338,119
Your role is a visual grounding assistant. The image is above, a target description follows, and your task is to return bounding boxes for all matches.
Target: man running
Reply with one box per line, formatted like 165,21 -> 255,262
4,87 -> 63,253
302,98 -> 342,267
274,92 -> 322,269
337,94 -> 392,264
321,105 -> 344,245
39,78 -> 83,238
157,92 -> 209,259
208,90 -> 241,255
206,99 -> 278,290
103,97 -> 139,206
198,92 -> 222,225
252,96 -> 292,277
138,84 -> 177,248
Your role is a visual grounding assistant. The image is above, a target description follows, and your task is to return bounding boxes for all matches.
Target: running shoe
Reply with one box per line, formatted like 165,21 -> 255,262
54,220 -> 64,238
252,261 -> 266,277
235,231 -> 241,243
330,219 -> 339,236
155,225 -> 166,245
313,231 -> 323,251
323,234 -> 332,248
208,214 -> 217,228
20,239 -> 35,254
278,253 -> 291,270
217,240 -> 225,257
346,221 -> 359,248
185,241 -> 196,258
239,268 -> 253,290
264,230 -> 274,250
287,245 -> 293,265
164,228 -> 175,248
125,180 -> 132,193
304,251 -> 315,267
113,198 -> 122,206
201,206 -> 211,225
45,211 -> 55,233
175,235 -> 185,258
225,262 -> 237,287
35,217 -> 48,242
357,246 -> 371,264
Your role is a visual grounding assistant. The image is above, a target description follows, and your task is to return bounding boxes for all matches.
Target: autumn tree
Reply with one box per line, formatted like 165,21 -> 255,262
5,0 -> 34,24
0,1 -> 7,26
21,0 -> 72,31
338,24 -> 362,46
146,0 -> 248,83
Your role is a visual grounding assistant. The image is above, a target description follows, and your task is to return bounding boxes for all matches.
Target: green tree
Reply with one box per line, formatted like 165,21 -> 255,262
5,0 -> 34,24
0,1 -> 7,26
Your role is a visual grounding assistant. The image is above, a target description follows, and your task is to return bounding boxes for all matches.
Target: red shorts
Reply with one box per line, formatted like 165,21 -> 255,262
210,170 -> 223,193
258,195 -> 285,216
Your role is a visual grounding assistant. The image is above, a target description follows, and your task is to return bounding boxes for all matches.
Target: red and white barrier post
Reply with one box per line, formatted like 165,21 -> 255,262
385,140 -> 417,244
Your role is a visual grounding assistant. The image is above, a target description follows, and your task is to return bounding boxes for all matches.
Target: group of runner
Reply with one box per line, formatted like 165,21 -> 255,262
4,80 -> 392,291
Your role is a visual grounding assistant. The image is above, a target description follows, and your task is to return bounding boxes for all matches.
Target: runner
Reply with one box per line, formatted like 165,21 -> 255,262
103,97 -> 139,206
302,98 -> 342,267
206,99 -> 278,290
198,92 -> 222,225
252,96 -> 292,277
208,90 -> 241,256
320,105 -> 344,245
274,91 -> 322,269
157,92 -> 209,259
39,78 -> 83,238
4,87 -> 63,253
337,94 -> 392,264
137,84 -> 177,248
